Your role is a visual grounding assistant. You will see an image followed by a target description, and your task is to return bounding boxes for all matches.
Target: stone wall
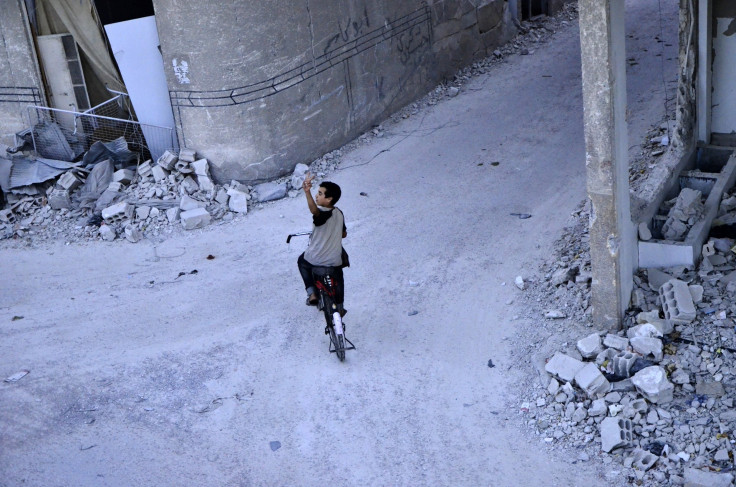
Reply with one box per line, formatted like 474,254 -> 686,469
155,0 -> 516,182
0,0 -> 44,146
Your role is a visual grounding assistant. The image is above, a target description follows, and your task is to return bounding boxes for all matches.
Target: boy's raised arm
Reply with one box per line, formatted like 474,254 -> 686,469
302,173 -> 320,216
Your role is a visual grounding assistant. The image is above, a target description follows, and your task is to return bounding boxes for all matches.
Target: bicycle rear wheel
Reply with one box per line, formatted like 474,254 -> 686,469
322,294 -> 345,362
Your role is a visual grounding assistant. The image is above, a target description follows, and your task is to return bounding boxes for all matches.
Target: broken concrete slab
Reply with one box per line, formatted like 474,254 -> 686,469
180,195 -> 207,211
178,148 -> 196,163
48,188 -> 71,210
166,207 -> 180,223
253,182 -> 287,202
631,366 -> 674,404
227,188 -> 248,214
180,207 -> 211,230
574,362 -> 611,397
576,333 -> 603,359
152,165 -> 170,183
191,159 -> 210,176
99,224 -> 115,241
113,169 -> 135,185
603,334 -> 629,351
545,352 -> 585,383
630,336 -> 663,362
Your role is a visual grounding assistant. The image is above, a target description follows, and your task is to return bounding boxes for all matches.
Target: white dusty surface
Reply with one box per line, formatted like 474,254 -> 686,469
0,2 -> 677,486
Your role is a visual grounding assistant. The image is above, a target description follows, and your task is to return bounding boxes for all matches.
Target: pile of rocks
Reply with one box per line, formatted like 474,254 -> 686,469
0,146 -> 315,243
659,187 -> 705,241
513,198 -> 736,485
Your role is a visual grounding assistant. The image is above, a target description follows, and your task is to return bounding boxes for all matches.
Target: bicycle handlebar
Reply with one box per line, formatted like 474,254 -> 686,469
286,231 -> 312,243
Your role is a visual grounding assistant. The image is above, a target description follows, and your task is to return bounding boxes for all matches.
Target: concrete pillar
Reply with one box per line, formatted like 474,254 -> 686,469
579,0 -> 634,330
697,0 -> 711,143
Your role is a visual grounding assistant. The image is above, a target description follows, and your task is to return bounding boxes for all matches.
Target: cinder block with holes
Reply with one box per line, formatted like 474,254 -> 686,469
659,279 -> 696,325
613,351 -> 637,378
113,169 -> 135,185
631,448 -> 658,471
600,417 -> 633,452
138,159 -> 153,177
102,201 -> 133,224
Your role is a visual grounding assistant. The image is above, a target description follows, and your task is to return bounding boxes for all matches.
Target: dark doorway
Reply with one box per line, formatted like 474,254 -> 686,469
93,0 -> 154,25
521,0 -> 548,20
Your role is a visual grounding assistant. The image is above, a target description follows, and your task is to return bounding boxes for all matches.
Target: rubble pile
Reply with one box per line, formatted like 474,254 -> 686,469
660,187 -> 705,241
0,141 -> 318,243
513,194 -> 736,485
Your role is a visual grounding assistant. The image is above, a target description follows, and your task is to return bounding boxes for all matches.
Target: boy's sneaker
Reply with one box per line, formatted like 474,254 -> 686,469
306,295 -> 318,306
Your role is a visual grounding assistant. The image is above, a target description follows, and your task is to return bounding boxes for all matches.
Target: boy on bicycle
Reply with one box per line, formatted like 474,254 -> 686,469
297,173 -> 347,315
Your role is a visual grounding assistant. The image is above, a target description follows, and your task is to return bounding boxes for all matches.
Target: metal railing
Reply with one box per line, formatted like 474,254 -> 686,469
25,91 -> 177,163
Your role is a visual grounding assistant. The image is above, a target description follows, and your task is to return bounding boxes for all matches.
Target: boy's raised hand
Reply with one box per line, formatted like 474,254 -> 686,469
302,172 -> 314,192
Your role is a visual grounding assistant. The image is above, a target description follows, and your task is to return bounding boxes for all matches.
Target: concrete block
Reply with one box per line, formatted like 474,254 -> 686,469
630,448 -> 658,471
107,181 -> 124,192
631,366 -> 674,404
544,352 -> 585,383
180,176 -> 199,194
576,333 -> 603,359
603,334 -> 629,351
293,163 -> 309,178
659,279 -> 696,325
99,224 -> 116,241
683,467 -> 733,487
227,188 -> 248,213
0,209 -> 15,223
166,207 -> 180,223
178,148 -> 196,163
102,201 -> 133,224
197,174 -> 215,192
113,169 -> 135,185
191,158 -> 210,176
157,150 -> 178,170
600,417 -> 633,452
595,348 -> 617,366
48,188 -> 71,210
57,171 -> 81,191
253,181 -> 287,202
574,363 -> 611,397
180,207 -> 211,230
137,159 -> 153,177
612,351 -> 637,378
135,206 -> 151,220
152,165 -> 170,182
630,337 -> 663,362
180,194 -> 207,211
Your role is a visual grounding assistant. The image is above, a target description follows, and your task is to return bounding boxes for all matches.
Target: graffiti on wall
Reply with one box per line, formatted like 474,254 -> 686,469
169,5 -> 431,109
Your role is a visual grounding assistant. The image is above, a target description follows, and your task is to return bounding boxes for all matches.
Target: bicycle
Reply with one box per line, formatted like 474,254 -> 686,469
288,232 -> 356,361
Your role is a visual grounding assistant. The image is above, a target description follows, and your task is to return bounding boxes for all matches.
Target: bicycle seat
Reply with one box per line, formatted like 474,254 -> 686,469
311,265 -> 338,276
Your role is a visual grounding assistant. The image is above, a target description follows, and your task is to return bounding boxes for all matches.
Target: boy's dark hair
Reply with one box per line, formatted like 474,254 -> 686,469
320,181 -> 341,204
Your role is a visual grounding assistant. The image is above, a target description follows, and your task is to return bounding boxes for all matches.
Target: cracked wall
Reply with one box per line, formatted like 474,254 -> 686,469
154,0 -> 516,182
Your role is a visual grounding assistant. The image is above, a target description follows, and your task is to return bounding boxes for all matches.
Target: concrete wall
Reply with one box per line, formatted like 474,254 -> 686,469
0,0 -> 44,146
154,0 -> 516,182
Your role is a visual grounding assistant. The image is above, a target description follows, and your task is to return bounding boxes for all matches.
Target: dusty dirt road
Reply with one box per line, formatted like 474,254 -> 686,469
1,2 -> 677,486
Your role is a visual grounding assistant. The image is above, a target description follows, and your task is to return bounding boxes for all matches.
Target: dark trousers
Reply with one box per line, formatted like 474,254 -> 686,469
298,252 -> 344,304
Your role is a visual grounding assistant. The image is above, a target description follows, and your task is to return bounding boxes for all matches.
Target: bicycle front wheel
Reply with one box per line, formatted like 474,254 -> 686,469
322,294 -> 345,362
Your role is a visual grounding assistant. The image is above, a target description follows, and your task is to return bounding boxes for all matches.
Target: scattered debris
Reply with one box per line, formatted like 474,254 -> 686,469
4,370 -> 29,382
511,213 -> 532,219
488,359 -> 495,368
270,441 -> 281,452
